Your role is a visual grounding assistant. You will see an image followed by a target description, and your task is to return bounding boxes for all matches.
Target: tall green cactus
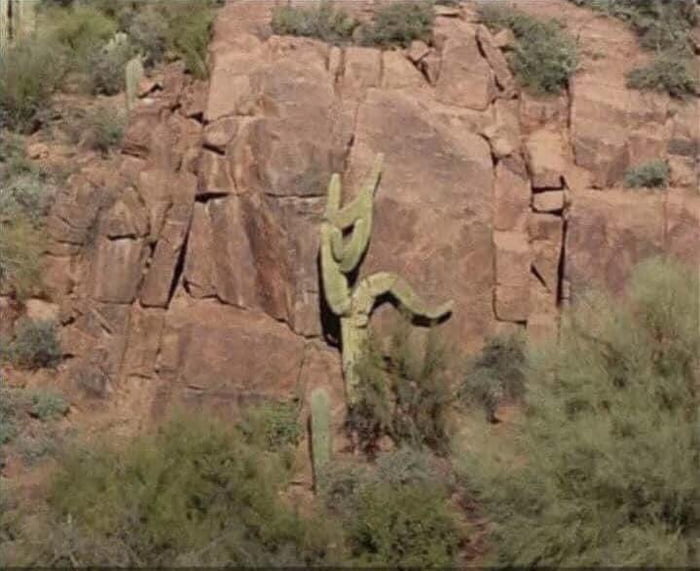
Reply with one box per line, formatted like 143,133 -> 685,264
320,154 -> 454,403
0,0 -> 8,54
125,56 -> 144,112
310,387 -> 331,492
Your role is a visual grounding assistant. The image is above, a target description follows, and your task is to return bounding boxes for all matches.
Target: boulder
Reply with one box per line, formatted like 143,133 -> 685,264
525,129 -> 567,190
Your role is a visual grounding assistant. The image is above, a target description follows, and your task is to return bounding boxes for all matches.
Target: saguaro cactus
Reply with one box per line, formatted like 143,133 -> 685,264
0,0 -> 10,53
310,387 -> 331,491
320,154 -> 454,403
0,0 -> 37,52
125,56 -> 144,112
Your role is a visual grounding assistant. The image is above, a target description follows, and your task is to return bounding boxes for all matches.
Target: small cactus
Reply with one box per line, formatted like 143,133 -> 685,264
310,387 -> 331,492
125,56 -> 144,112
320,155 -> 454,403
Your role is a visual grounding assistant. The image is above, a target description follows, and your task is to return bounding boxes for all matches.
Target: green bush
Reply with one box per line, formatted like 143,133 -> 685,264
479,4 -> 578,94
0,175 -> 55,226
88,33 -> 135,96
461,257 -> 700,567
360,1 -> 435,48
127,6 -> 170,66
0,39 -> 68,132
624,159 -> 670,188
375,446 -> 445,487
80,106 -> 126,156
8,412 -> 342,566
5,320 -> 62,370
0,217 -> 44,299
0,134 -> 35,182
460,333 -> 526,422
271,1 -> 358,45
0,387 -> 19,445
237,399 -> 302,452
29,391 -> 69,421
626,54 -> 698,98
348,320 -> 453,456
43,3 -> 117,58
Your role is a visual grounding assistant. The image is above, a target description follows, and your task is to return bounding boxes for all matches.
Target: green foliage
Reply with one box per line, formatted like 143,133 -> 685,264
360,1 -> 435,48
479,3 -> 578,94
0,174 -> 54,226
237,399 -> 301,452
15,430 -> 60,466
626,54 -> 698,98
348,481 -> 461,567
568,0 -> 697,53
461,333 -> 526,422
0,217 -> 44,299
461,257 -> 700,567
29,390 -> 68,421
347,319 -> 453,456
80,106 -> 126,156
88,33 -> 135,96
43,3 -> 117,58
0,387 -> 19,445
10,412 -> 342,566
4,319 -> 62,370
624,159 -> 670,188
271,1 -> 357,45
0,38 -> 68,132
320,448 -> 462,567
0,134 -> 34,182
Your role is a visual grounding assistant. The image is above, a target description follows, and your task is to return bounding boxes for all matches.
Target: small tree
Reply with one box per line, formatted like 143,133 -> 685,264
462,257 -> 699,567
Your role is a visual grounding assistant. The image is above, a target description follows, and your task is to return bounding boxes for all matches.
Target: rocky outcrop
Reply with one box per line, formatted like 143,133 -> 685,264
43,0 -> 699,421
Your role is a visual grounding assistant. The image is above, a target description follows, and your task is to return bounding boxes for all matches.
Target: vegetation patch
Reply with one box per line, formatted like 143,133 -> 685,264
3,319 -> 62,370
626,55 -> 697,98
460,333 -> 526,422
461,257 -> 700,567
624,159 -> 670,188
271,1 -> 357,45
347,318 -> 453,456
360,1 -> 435,48
478,3 -> 578,94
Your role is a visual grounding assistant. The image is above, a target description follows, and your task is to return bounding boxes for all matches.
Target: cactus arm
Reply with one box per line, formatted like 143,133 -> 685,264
0,0 -> 8,54
320,222 -> 351,316
336,218 -> 371,272
310,387 -> 332,492
324,173 -> 342,220
353,271 -> 454,320
326,154 -> 383,230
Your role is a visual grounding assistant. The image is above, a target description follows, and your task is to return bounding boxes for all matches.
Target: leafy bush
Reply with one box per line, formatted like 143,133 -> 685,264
479,4 -> 578,94
0,134 -> 35,182
461,257 -> 700,567
375,446 -> 444,487
15,431 -> 60,466
624,159 -> 670,188
461,333 -> 526,422
88,33 -> 135,95
237,399 -> 302,452
0,387 -> 19,445
29,391 -> 68,421
0,39 -> 68,132
347,320 -> 453,456
0,217 -> 44,299
0,175 -> 55,226
5,320 -> 62,370
80,106 -> 126,156
271,1 -> 358,45
626,54 -> 698,98
347,482 -> 461,567
43,3 -> 117,58
348,320 -> 454,456
360,1 -> 435,48
9,412 -> 342,566
127,6 -> 170,66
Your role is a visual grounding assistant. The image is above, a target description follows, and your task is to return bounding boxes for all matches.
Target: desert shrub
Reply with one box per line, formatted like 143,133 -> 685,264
568,0 -> 697,53
29,391 -> 68,421
0,387 -> 19,445
0,134 -> 35,182
348,481 -> 461,567
87,33 -> 135,95
0,217 -> 44,299
237,399 -> 302,452
80,106 -> 126,156
460,333 -> 526,422
360,1 -> 435,48
15,431 -> 59,466
348,320 -> 453,455
271,1 -> 358,45
11,412 -> 342,566
626,54 -> 698,98
127,6 -> 170,66
624,159 -> 670,188
374,446 -> 444,487
0,39 -> 68,132
42,3 -> 117,60
461,257 -> 700,567
479,4 -> 578,94
0,175 -> 54,226
5,320 -> 62,370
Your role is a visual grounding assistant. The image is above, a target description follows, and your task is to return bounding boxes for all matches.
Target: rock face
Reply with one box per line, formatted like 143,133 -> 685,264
44,0 -> 699,421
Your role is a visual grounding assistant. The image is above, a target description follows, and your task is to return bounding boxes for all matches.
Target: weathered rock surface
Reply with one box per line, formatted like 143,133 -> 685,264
40,0 -> 699,429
